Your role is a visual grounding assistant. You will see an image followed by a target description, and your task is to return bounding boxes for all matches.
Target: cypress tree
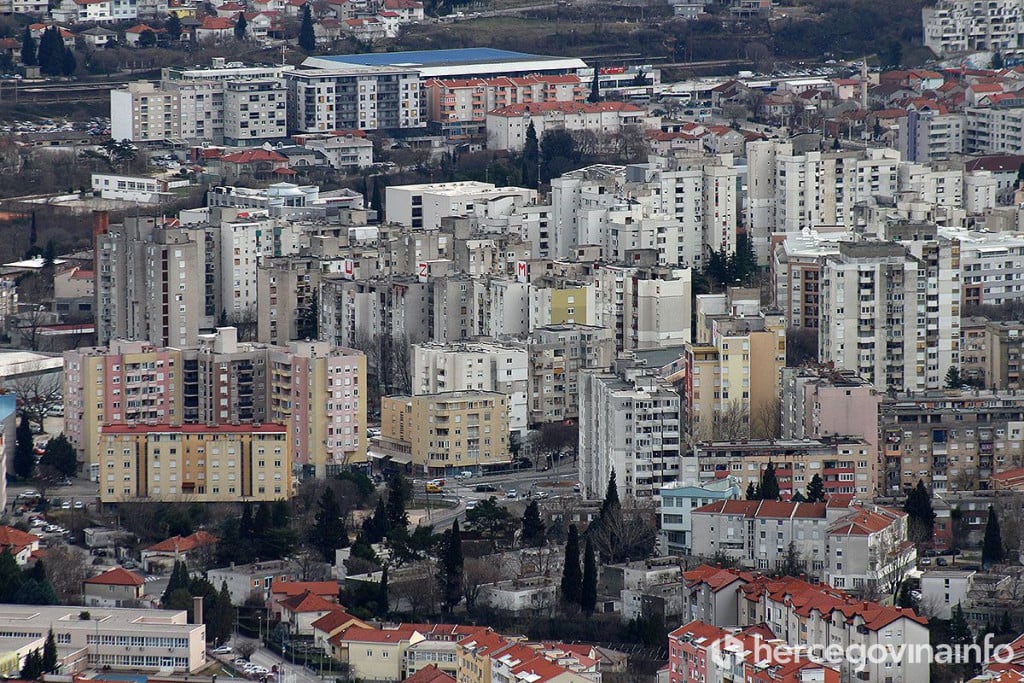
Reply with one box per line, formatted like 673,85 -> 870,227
234,12 -> 247,40
521,500 -> 546,547
20,26 -> 37,67
166,14 -> 182,41
298,4 -> 315,51
42,629 -> 57,673
600,468 -> 620,519
581,536 -> 597,617
520,121 -> 539,189
61,47 -> 76,77
745,481 -> 758,500
311,486 -> 348,562
560,524 -> 582,607
438,521 -> 463,616
588,65 -> 600,103
983,505 -> 1005,567
13,414 -> 35,479
806,473 -> 826,503
760,462 -> 780,501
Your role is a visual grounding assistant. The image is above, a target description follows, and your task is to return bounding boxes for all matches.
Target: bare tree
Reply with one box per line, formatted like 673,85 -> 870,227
950,467 -> 979,493
751,397 -> 781,440
294,546 -> 332,581
44,544 -> 89,603
222,306 -> 258,342
589,504 -> 658,564
714,400 -> 750,441
463,557 -> 501,613
6,372 -> 63,432
234,639 -> 259,659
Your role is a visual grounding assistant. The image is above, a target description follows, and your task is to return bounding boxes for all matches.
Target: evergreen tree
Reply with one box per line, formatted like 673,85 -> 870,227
790,490 -> 807,502
760,462 -> 780,501
437,520 -> 463,616
560,524 -> 582,607
166,13 -> 182,41
600,468 -> 620,519
386,473 -> 411,530
805,474 -> 826,503
42,629 -> 57,673
945,366 -> 962,389
21,649 -> 42,680
20,26 -> 37,67
370,174 -> 385,219
210,582 -> 234,645
520,121 -> 539,189
983,505 -> 1005,567
993,51 -> 1005,70
40,434 -> 77,477
745,481 -> 758,500
378,564 -> 389,615
521,500 -> 545,547
896,580 -> 919,610
297,291 -> 319,340
0,549 -> 23,602
1001,610 -> 1014,635
310,486 -> 348,562
29,212 -> 37,247
13,414 -> 35,479
949,603 -> 973,648
298,4 -> 316,51
240,503 -> 254,539
254,502 -> 271,539
581,536 -> 597,617
234,12 -> 247,40
37,27 -> 65,77
905,479 -> 936,543
363,498 -> 390,544
588,65 -> 600,103
162,560 -> 190,607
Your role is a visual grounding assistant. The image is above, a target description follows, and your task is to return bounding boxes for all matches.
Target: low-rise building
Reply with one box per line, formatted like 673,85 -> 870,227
0,604 -> 206,674
140,531 -> 217,574
91,173 -> 190,203
0,526 -> 41,565
657,478 -> 743,555
486,102 -> 657,152
689,499 -> 916,595
207,559 -> 305,605
921,569 -> 976,620
478,576 -> 559,613
83,567 -> 146,607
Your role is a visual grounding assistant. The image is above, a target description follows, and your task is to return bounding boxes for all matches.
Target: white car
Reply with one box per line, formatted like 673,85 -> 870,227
210,646 -> 232,655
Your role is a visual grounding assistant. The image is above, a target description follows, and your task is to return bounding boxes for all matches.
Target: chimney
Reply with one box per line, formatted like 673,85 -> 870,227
193,595 -> 204,625
92,210 -> 110,238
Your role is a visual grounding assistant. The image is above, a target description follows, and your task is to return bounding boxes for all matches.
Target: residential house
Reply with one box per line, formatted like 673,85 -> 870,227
195,15 -> 235,41
82,567 -> 145,607
330,625 -> 426,681
123,23 -> 162,45
280,591 -> 347,636
140,531 -> 217,573
268,580 -> 340,617
404,665 -> 455,683
0,526 -> 41,565
311,610 -> 372,652
77,25 -> 118,47
213,148 -> 293,181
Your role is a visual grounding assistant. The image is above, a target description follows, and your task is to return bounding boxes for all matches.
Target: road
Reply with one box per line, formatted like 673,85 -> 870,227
249,647 -> 325,683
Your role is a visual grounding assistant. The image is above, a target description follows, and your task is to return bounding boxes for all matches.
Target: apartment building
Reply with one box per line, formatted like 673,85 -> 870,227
924,0 -> 1024,56
965,107 -> 1024,155
680,437 -> 877,498
591,261 -> 692,351
411,341 -> 529,436
683,288 -> 787,443
94,215 -> 206,348
527,278 -> 594,327
879,389 -> 1024,494
780,365 -> 881,460
319,276 -> 434,350
770,227 -> 853,329
380,390 -> 511,475
679,566 -> 929,683
527,324 -> 616,425
256,255 -> 322,345
746,141 -> 900,264
578,360 -> 682,499
667,620 -> 841,683
0,605 -> 206,674
385,181 -> 537,231
486,101 -> 657,152
658,478 -> 743,556
949,227 -> 1024,307
110,60 -> 292,143
690,498 -> 916,593
424,74 -> 583,139
898,109 -> 965,162
286,65 -> 422,133
222,79 -> 289,145
898,162 -> 965,207
97,422 -> 289,503
819,240 -> 958,393
65,328 -> 366,476
207,559 -> 304,605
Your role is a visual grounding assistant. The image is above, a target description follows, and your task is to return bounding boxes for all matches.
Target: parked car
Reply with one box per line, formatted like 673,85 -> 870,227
475,484 -> 497,493
211,646 -> 232,655
937,557 -> 949,566
465,500 -> 478,511
506,489 -> 518,499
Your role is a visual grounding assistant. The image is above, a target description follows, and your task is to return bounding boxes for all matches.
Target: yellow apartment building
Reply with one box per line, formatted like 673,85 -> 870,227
98,422 -> 291,503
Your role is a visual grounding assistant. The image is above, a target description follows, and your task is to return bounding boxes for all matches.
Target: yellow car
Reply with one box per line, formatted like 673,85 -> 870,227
425,483 -> 442,493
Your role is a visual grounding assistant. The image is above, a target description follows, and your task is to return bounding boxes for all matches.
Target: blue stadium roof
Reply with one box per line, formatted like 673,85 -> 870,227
316,48 -> 565,67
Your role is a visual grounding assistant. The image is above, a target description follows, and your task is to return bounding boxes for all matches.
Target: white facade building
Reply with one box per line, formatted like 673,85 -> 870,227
924,0 -> 1024,56
579,361 -> 682,500
286,66 -> 422,133
411,341 -> 529,436
385,181 -> 537,231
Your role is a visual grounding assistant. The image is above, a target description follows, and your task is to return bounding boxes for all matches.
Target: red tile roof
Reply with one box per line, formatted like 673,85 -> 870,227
311,610 -> 368,634
85,567 -> 145,586
382,0 -> 421,8
0,526 -> 40,555
403,665 -> 455,683
332,625 -> 419,644
219,149 -> 288,164
145,530 -> 218,553
199,16 -> 235,30
272,580 -> 339,598
280,590 -> 340,614
488,101 -> 644,117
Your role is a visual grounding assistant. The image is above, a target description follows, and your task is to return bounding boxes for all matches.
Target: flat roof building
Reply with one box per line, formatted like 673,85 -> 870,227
301,48 -> 587,80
